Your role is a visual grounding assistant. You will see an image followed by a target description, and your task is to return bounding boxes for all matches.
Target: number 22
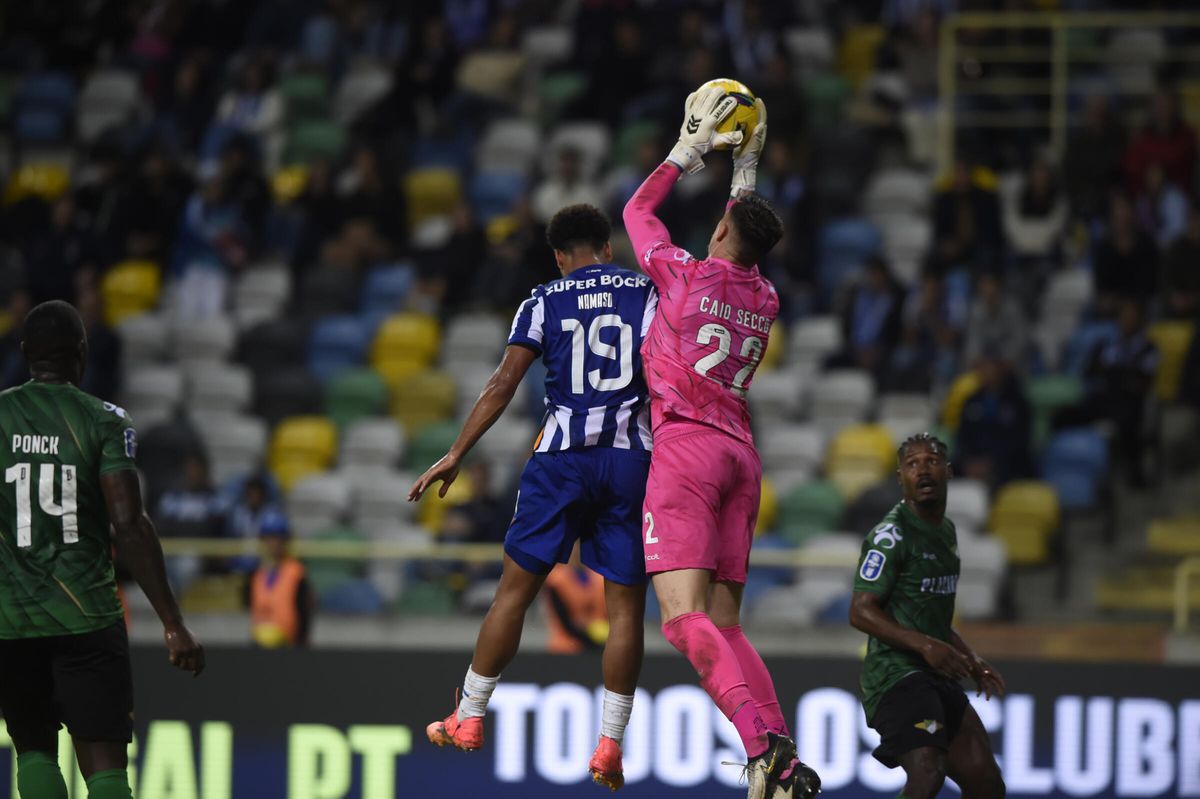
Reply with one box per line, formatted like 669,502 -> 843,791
693,324 -> 764,389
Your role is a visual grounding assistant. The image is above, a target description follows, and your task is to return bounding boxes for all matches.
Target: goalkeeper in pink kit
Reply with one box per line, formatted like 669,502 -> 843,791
623,88 -> 821,799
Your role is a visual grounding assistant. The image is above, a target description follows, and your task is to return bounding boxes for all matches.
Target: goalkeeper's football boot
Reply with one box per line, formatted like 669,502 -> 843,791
742,732 -> 797,799
588,735 -> 625,791
426,693 -> 484,751
772,759 -> 822,799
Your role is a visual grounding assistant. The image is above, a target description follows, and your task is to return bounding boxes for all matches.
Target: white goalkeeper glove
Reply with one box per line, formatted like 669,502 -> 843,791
731,98 -> 767,197
667,87 -> 745,175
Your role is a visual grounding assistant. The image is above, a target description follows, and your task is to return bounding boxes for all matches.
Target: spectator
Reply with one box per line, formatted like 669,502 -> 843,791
170,164 -> 250,319
753,55 -> 806,145
1163,201 -> 1200,319
1136,162 -> 1189,249
893,7 -> 941,105
338,145 -> 405,250
1003,158 -> 1067,264
73,142 -> 129,261
226,473 -> 280,544
215,56 -> 283,169
888,273 -> 966,391
955,351 -> 1033,491
724,0 -> 782,79
118,142 -> 194,263
531,147 -> 603,225
1123,87 -> 1198,200
829,255 -> 904,378
963,272 -> 1027,369
930,158 -> 1005,274
1064,95 -> 1126,222
245,512 -> 315,648
160,51 -> 217,155
0,291 -> 33,390
24,195 -> 98,306
78,283 -> 121,403
1092,192 -> 1158,314
542,546 -> 608,655
155,454 -> 223,592
439,461 -> 509,546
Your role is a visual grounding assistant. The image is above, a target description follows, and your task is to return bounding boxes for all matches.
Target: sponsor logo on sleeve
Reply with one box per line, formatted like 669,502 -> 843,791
859,549 -> 886,582
871,523 -> 903,549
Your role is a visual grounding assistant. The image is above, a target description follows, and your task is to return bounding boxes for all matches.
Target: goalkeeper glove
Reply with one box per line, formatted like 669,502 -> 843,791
667,87 -> 745,174
731,98 -> 768,197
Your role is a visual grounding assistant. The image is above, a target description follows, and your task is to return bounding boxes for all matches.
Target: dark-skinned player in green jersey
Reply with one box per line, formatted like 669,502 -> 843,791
849,433 -> 1006,799
0,300 -> 205,799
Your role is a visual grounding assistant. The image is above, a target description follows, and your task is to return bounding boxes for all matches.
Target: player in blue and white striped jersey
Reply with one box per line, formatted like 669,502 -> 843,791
409,204 -> 656,789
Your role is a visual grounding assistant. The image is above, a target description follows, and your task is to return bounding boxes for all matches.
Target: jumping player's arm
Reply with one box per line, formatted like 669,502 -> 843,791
948,628 -> 1006,699
849,529 -> 972,681
408,344 -> 538,501
101,470 -> 205,675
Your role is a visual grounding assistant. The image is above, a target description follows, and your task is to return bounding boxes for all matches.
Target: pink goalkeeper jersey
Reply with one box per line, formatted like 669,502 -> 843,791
623,162 -> 780,446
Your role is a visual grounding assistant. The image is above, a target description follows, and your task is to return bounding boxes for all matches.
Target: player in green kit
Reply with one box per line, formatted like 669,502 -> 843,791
849,433 -> 1005,799
0,301 -> 205,799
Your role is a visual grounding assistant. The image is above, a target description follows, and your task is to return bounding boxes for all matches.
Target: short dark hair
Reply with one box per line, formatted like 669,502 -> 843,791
897,432 -> 949,464
545,204 -> 611,253
22,300 -> 86,368
728,194 -> 783,265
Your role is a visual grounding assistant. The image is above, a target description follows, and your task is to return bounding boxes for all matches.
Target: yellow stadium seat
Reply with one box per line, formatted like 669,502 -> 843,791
270,460 -> 327,493
1147,321 -> 1195,402
272,164 -> 309,204
759,320 -> 785,373
826,424 -> 896,474
418,471 -> 476,533
828,463 -> 886,502
371,313 -> 442,371
403,168 -> 462,228
4,162 -> 69,204
101,260 -> 162,326
269,416 -> 338,472
942,371 -> 981,433
374,358 -> 428,391
987,480 -> 1060,566
391,370 -> 457,433
1147,516 -> 1200,556
838,25 -> 886,89
755,476 -> 778,536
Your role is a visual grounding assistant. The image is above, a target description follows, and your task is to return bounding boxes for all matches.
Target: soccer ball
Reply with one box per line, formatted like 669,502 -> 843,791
696,78 -> 759,151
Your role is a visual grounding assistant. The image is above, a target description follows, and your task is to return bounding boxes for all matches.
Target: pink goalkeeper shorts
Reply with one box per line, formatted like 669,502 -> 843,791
642,423 -> 762,584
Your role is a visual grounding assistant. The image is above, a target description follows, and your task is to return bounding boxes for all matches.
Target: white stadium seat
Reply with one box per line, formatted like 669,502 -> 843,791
341,417 -> 406,468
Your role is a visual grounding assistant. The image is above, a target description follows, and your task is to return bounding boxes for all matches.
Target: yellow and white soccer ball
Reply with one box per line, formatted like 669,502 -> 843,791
696,78 -> 760,151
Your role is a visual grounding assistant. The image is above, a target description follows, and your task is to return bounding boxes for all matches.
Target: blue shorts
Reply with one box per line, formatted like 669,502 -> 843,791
505,448 -> 650,586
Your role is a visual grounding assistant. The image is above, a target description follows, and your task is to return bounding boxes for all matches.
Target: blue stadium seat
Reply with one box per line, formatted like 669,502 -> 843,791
360,264 -> 415,315
301,16 -> 339,65
308,315 -> 372,382
14,108 -> 66,142
816,217 -> 882,302
1043,428 -> 1109,480
1062,320 -> 1118,378
469,170 -> 527,222
18,72 -> 76,114
1044,469 -> 1098,512
411,132 -> 476,171
319,578 -> 385,614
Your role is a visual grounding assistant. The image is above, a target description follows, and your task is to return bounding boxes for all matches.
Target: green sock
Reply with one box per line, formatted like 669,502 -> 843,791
16,751 -> 68,799
85,769 -> 133,799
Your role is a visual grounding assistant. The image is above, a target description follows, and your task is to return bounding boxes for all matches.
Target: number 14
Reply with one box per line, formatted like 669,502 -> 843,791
5,463 -> 78,547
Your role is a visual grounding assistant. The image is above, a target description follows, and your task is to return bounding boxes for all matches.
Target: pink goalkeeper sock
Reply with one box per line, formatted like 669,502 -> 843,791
662,612 -> 769,758
719,624 -> 789,736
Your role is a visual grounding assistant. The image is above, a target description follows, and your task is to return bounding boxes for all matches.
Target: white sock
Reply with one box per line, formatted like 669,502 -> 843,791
456,667 -> 499,721
600,690 -> 635,745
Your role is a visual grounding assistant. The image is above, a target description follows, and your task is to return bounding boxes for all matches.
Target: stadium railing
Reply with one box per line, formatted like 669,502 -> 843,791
1175,556 -> 1200,631
936,10 -> 1200,174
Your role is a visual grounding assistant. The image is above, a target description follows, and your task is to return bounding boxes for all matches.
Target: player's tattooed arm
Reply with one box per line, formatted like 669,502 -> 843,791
408,344 -> 538,501
102,469 -> 206,675
849,591 -> 973,681
949,629 -> 1006,699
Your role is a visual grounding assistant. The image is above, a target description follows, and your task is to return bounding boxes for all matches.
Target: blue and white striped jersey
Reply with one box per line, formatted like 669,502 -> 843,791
508,264 -> 657,453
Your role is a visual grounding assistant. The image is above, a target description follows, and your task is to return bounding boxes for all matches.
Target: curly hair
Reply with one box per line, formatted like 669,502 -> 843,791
728,193 -> 783,265
897,432 -> 949,464
545,204 -> 612,253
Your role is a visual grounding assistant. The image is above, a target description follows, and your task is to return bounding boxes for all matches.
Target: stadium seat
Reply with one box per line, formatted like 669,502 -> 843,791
319,578 -> 385,615
234,264 -> 292,330
988,480 -> 1060,566
611,119 -> 661,167
391,370 -> 457,433
1061,321 -> 1118,378
863,169 -> 929,219
879,393 -> 934,425
406,421 -> 459,472
403,168 -> 462,228
784,28 -> 835,73
956,532 -> 1006,619
14,71 -> 75,143
333,64 -> 392,126
360,264 -> 415,315
945,478 -> 990,532
537,71 -> 588,126
477,118 -> 542,174
816,218 -> 881,300
801,73 -> 850,131
543,122 -> 611,179
1026,374 -> 1084,448
396,581 -> 457,614
297,266 -> 361,320
521,26 -> 573,65
101,260 -> 162,326
1147,516 -> 1200,556
442,313 -> 507,367
838,24 -> 886,89
879,214 -> 931,286
308,315 -> 372,383
237,318 -> 309,375
371,313 -> 442,372
811,369 -> 876,427
1040,270 -> 1093,323
778,481 -> 845,546
77,68 -> 140,142
748,366 -> 808,423
757,477 -> 779,535
197,414 -> 268,484
759,424 -> 824,490
253,367 -> 324,427
287,473 -> 352,538
304,527 -> 367,599
285,119 -> 345,165
416,469 -> 475,533
942,371 -> 981,433
469,170 -> 527,222
1043,428 -> 1109,480
1147,321 -> 1195,402
474,415 -> 537,465
171,315 -> 236,365
341,417 -> 405,468
4,162 -> 69,205
123,366 -> 184,413
269,416 -> 338,490
116,313 -> 169,371
185,362 -> 252,415
788,316 -> 843,367
280,73 -> 329,123
324,368 -> 389,429
827,423 -> 894,474
351,469 -> 418,528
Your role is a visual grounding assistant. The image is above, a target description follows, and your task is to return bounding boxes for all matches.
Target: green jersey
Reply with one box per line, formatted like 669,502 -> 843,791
853,501 -> 960,720
0,381 -> 137,638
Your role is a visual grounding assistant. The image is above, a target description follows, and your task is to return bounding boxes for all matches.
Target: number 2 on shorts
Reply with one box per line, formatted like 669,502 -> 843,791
644,511 -> 659,545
